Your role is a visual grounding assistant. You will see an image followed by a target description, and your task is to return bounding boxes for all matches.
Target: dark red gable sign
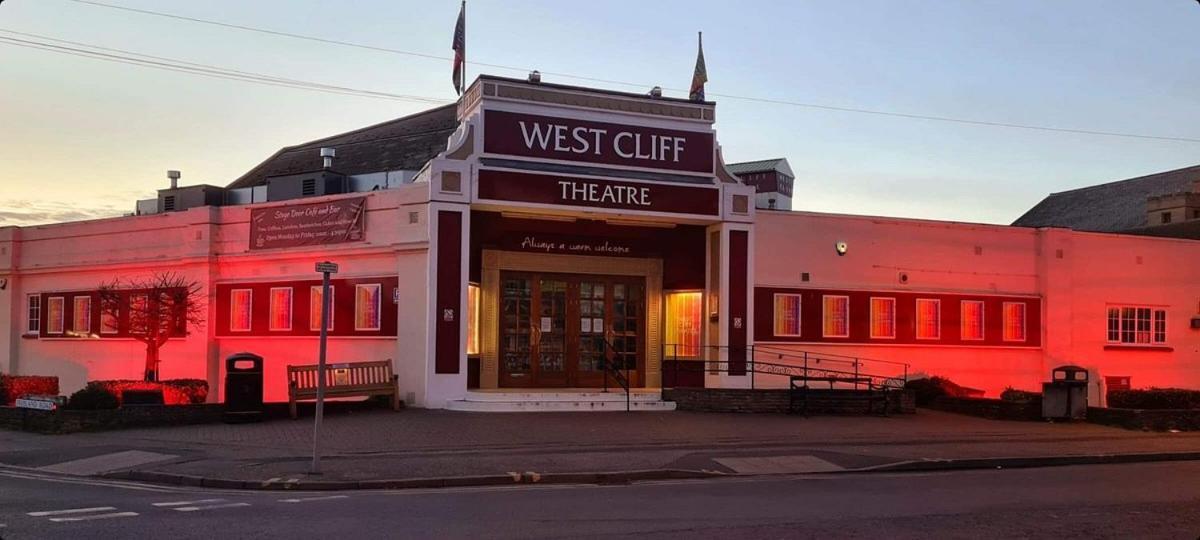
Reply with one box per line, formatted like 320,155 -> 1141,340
250,197 -> 367,250
477,169 -> 720,216
483,110 -> 715,174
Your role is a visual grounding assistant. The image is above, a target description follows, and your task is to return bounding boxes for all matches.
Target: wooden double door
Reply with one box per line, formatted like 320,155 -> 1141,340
499,271 -> 645,388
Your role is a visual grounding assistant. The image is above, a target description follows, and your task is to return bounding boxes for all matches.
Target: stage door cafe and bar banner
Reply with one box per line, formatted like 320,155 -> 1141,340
250,197 -> 367,250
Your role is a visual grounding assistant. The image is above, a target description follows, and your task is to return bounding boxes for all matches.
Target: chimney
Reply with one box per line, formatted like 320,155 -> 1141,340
649,86 -> 663,98
320,147 -> 336,169
528,70 -> 541,83
167,170 -> 181,189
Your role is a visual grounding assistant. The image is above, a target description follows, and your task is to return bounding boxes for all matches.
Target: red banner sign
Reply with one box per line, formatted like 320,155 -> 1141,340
250,197 -> 366,250
477,170 -> 720,216
483,110 -> 715,174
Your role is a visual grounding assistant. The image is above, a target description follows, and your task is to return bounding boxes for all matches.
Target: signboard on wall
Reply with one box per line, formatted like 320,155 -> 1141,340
483,110 -> 715,174
477,169 -> 720,216
250,197 -> 366,250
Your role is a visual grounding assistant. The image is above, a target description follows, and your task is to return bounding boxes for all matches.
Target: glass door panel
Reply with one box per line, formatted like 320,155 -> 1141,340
500,277 -> 532,383
578,281 -> 606,374
537,279 -> 567,380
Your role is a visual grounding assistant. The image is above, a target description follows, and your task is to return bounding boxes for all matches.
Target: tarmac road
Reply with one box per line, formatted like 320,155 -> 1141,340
2,460 -> 1199,539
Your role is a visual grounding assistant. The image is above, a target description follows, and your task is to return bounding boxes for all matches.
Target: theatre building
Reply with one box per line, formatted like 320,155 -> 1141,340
2,74 -> 1200,410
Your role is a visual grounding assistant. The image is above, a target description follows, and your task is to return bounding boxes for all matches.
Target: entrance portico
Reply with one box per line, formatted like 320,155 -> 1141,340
420,74 -> 756,407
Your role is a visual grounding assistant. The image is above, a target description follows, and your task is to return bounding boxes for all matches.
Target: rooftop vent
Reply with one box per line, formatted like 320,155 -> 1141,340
301,178 -> 317,196
320,147 -> 336,169
163,195 -> 176,212
528,70 -> 541,83
649,86 -> 663,98
167,170 -> 181,189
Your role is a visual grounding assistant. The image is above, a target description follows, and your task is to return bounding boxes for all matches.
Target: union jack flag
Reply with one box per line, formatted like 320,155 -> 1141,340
451,1 -> 466,95
689,32 -> 707,102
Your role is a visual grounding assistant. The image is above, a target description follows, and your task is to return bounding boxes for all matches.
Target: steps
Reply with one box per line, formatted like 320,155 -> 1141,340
444,390 -> 677,412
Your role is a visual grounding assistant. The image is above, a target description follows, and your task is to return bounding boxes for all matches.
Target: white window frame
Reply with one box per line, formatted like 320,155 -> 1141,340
1106,305 -> 1168,346
310,285 -> 335,332
46,296 -> 65,335
72,295 -> 92,335
869,297 -> 897,339
822,295 -> 850,338
1002,302 -> 1027,342
229,289 -> 253,333
355,284 -> 382,331
268,287 -> 293,332
772,293 -> 803,338
915,298 -> 941,340
25,294 -> 41,334
960,300 -> 985,341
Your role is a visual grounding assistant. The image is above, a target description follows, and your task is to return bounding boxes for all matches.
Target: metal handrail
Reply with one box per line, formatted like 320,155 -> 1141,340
600,334 -> 631,412
662,344 -> 909,392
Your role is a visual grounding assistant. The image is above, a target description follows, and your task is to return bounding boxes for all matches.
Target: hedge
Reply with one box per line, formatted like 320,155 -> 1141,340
1108,388 -> 1200,410
0,375 -> 60,405
904,376 -> 984,406
85,379 -> 209,406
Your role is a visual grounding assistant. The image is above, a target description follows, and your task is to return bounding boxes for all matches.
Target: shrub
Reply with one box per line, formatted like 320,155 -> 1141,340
0,375 -> 60,405
87,379 -> 208,405
66,383 -> 120,410
162,379 -> 209,404
905,376 -> 984,406
1108,388 -> 1200,410
1001,387 -> 1041,403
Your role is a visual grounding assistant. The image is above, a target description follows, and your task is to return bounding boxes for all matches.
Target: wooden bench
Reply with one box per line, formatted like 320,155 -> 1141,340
287,360 -> 400,419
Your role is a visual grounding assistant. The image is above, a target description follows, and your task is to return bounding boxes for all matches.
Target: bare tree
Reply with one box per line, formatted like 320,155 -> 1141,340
98,272 -> 205,382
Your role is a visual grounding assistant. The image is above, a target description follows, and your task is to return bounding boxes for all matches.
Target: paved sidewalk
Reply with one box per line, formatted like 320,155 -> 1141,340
2,409 -> 1199,489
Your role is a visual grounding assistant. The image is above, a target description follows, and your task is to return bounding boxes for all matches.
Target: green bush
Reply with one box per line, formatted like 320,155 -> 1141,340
66,383 -> 120,410
1000,387 -> 1041,403
1108,388 -> 1200,410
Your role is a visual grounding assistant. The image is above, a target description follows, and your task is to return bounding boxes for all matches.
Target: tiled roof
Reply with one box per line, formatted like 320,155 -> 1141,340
725,158 -> 787,175
1012,165 -> 1200,231
227,104 -> 459,189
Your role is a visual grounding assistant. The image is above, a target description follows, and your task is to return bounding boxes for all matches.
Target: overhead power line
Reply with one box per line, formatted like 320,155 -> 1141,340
33,1 -> 1200,144
0,30 -> 452,105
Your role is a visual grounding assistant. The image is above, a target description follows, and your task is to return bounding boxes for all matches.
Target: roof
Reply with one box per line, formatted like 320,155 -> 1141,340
1012,164 -> 1200,232
227,104 -> 459,189
726,158 -> 794,177
1122,220 -> 1200,241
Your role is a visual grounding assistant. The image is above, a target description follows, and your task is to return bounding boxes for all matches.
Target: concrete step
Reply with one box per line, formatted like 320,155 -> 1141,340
456,390 -> 666,403
445,392 -> 677,412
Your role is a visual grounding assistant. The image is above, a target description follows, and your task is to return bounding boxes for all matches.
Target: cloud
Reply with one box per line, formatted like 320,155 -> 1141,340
0,199 -> 132,227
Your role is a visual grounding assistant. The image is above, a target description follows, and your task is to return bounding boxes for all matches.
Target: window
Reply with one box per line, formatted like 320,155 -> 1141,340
773,293 -> 802,337
129,294 -> 148,336
960,300 -> 985,340
355,284 -> 382,331
666,291 -> 703,357
269,287 -> 293,331
1107,306 -> 1167,345
25,294 -> 40,334
46,296 -> 65,334
309,286 -> 335,331
72,296 -> 92,335
916,299 -> 941,340
870,297 -> 896,339
467,284 -> 481,356
230,289 -> 252,332
1002,302 -> 1026,342
822,295 -> 849,338
101,303 -> 120,335
1161,212 -> 1172,224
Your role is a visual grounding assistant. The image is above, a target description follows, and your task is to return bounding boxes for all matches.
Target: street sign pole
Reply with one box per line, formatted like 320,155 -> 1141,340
311,261 -> 338,474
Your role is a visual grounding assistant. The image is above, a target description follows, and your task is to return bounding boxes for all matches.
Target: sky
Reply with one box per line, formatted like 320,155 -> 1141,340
1,0 -> 1199,226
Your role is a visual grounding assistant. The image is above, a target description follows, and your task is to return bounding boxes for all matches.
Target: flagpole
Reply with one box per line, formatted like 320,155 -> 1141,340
461,0 -> 467,93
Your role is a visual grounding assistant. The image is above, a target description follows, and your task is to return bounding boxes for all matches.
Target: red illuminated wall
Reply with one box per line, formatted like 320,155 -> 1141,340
213,277 -> 399,338
754,287 -> 1042,348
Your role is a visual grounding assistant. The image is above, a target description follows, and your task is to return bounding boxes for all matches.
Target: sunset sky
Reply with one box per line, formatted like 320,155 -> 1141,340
1,0 -> 1199,226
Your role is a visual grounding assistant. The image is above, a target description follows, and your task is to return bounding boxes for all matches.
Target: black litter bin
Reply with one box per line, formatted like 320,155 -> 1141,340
1042,365 -> 1089,420
224,352 -> 264,423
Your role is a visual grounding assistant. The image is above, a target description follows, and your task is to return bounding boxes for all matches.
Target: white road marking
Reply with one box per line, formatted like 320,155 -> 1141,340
28,507 -> 117,517
173,502 -> 251,512
279,495 -> 349,503
153,498 -> 226,507
0,469 -> 181,493
48,512 -> 139,522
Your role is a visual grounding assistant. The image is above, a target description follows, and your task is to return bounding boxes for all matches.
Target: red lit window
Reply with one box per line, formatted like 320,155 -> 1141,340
870,297 -> 896,339
269,287 -> 293,331
960,300 -> 985,340
72,296 -> 92,335
230,289 -> 252,332
822,295 -> 849,338
467,284 -> 481,355
26,294 -> 40,334
309,286 -> 334,332
773,293 -> 802,337
916,299 -> 940,340
355,284 -> 381,331
1107,305 -> 1167,345
46,296 -> 64,334
1002,302 -> 1026,342
666,291 -> 703,357
100,304 -> 119,335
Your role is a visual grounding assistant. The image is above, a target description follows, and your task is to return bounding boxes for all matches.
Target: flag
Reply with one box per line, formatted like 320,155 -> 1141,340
689,32 -> 707,101
451,1 -> 466,95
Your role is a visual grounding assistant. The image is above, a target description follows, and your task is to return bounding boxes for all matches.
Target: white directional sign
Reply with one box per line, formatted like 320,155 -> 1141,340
315,262 -> 339,274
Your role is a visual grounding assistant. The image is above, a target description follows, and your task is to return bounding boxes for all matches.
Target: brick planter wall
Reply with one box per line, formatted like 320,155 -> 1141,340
664,388 -> 915,414
1087,407 -> 1200,432
926,396 -> 1043,421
